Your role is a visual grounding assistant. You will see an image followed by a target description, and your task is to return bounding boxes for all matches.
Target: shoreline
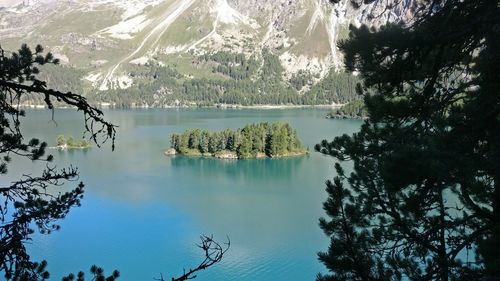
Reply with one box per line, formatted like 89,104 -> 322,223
326,114 -> 368,120
164,148 -> 309,160
48,145 -> 91,150
214,103 -> 345,110
18,103 -> 345,110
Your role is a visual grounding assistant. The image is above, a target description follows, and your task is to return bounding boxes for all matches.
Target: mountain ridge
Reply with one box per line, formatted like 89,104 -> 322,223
0,0 -> 417,106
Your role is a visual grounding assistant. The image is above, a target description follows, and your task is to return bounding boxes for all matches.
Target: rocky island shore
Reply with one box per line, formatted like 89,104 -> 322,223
52,134 -> 91,150
165,122 -> 308,159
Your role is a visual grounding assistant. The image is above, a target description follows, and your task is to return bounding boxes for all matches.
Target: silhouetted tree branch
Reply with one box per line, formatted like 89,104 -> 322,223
155,235 -> 230,281
0,43 -> 118,280
317,0 -> 499,280
62,265 -> 120,281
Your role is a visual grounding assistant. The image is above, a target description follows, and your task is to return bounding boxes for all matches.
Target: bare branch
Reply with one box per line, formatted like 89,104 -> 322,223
155,235 -> 230,281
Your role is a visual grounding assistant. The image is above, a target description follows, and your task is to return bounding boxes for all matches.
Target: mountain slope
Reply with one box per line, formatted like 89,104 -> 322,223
0,0 -> 417,104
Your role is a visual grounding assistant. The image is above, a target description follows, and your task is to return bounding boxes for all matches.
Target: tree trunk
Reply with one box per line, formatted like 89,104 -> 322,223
438,189 -> 449,281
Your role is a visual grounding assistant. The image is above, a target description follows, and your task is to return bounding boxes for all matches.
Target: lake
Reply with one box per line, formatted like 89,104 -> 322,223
6,108 -> 361,281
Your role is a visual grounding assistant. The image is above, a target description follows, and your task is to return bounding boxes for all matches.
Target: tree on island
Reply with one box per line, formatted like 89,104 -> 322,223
66,136 -> 77,147
316,0 -> 499,280
0,44 -> 228,280
56,134 -> 66,146
326,100 -> 366,119
169,122 -> 306,159
56,134 -> 91,149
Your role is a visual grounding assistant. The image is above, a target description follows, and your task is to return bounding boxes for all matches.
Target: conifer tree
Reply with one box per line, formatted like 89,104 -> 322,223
316,0 -> 499,280
237,135 -> 253,159
56,134 -> 66,146
199,130 -> 210,153
0,44 -> 117,280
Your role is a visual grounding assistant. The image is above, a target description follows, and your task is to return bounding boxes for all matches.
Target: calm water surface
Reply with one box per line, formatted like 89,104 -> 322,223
6,108 -> 361,281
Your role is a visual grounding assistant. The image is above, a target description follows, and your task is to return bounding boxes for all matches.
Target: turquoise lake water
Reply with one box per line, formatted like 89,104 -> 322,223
5,109 -> 361,281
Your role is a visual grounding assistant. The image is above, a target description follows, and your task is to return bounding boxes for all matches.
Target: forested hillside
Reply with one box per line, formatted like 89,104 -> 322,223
90,51 -> 360,107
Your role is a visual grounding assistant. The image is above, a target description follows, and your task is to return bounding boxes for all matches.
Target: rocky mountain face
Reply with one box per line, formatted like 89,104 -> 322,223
0,0 -> 417,92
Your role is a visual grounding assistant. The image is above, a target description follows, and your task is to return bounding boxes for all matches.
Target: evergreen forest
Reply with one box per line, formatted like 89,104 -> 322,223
169,122 -> 306,159
82,51 -> 359,107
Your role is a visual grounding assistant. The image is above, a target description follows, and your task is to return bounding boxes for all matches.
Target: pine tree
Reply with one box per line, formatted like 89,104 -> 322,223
208,134 -> 216,154
67,135 -> 76,147
179,132 -> 189,152
170,134 -> 180,151
237,135 -> 253,159
199,130 -> 210,153
0,44 -> 117,280
57,134 -> 66,146
188,129 -> 201,150
316,0 -> 499,280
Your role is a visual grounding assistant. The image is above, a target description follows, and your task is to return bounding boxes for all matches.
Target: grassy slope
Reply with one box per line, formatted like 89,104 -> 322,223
156,1 -> 212,46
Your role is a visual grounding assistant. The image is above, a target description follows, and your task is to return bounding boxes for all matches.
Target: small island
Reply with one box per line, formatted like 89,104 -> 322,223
55,134 -> 91,149
166,122 -> 307,159
326,100 -> 367,119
